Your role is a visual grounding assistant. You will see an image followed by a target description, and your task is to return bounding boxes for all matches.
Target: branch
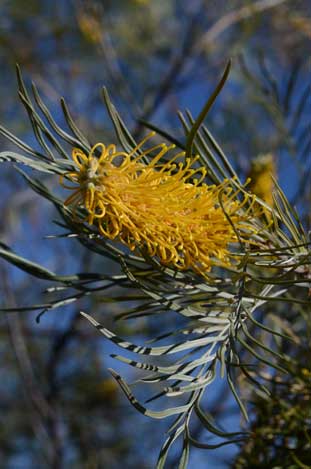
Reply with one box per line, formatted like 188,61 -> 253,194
1,266 -> 55,465
197,0 -> 290,50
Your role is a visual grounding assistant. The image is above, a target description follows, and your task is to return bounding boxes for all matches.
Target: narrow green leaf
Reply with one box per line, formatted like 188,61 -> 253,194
227,367 -> 249,422
195,401 -> 248,438
60,98 -> 91,152
108,368 -> 192,419
156,426 -> 184,469
185,61 -> 231,158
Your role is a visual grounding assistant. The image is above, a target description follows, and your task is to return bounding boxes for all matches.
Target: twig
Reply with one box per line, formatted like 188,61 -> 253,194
197,0 -> 290,50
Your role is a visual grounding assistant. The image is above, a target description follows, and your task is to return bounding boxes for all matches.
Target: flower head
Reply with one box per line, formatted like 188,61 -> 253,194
248,153 -> 276,207
62,133 -> 259,275
77,10 -> 102,44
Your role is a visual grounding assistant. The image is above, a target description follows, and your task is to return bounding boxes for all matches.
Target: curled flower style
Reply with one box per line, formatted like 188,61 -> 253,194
61,133 -> 259,275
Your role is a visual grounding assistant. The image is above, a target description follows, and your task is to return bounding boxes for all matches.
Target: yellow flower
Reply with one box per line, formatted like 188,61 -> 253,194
61,133 -> 259,275
248,154 -> 276,207
77,12 -> 102,44
95,378 -> 119,404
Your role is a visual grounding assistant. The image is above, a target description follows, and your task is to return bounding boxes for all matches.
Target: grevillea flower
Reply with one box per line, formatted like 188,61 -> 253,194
61,133 -> 259,275
248,153 -> 276,207
77,11 -> 102,45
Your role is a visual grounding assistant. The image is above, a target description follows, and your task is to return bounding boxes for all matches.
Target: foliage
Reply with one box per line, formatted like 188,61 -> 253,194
234,348 -> 311,468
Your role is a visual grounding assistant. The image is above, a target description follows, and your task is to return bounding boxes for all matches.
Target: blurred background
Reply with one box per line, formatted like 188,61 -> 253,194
0,1 -> 310,468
